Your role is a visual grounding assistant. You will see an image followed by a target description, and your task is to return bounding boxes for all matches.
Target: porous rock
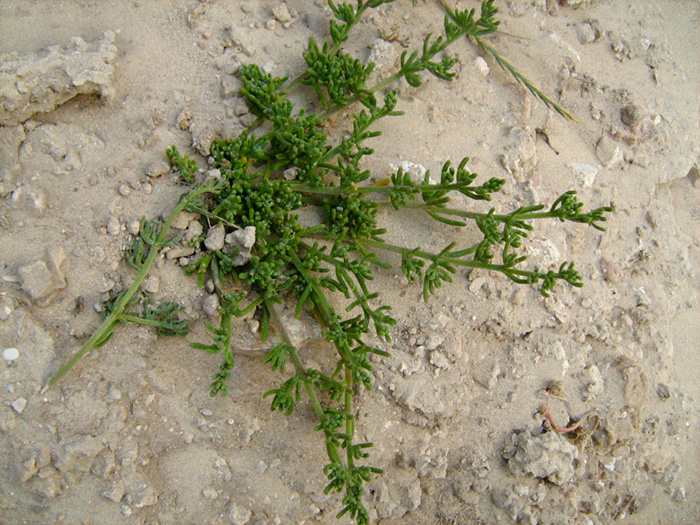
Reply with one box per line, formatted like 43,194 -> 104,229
507,430 -> 579,485
389,371 -> 465,419
0,31 -> 117,126
368,38 -> 399,72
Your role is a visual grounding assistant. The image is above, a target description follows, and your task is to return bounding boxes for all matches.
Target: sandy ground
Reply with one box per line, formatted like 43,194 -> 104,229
1,1 -> 699,524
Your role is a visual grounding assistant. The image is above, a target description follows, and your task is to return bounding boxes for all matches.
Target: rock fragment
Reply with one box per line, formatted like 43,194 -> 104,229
204,224 -> 226,252
224,226 -> 256,265
272,4 -> 293,25
595,134 -> 624,168
368,39 -> 399,73
500,126 -> 538,181
0,124 -> 24,196
621,104 -> 645,128
55,435 -> 104,474
583,364 -> 604,399
103,478 -> 126,502
228,502 -> 252,525
506,431 -> 579,485
567,162 -> 598,188
123,472 -> 158,507
10,184 -> 48,216
170,210 -> 200,230
146,160 -> 171,178
17,246 -> 66,301
91,448 -> 117,479
0,31 -> 117,126
574,21 -> 597,44
369,476 -> 422,519
106,216 -> 121,235
202,294 -> 220,317
18,122 -> 104,175
11,397 -> 27,414
473,56 -> 490,76
28,467 -> 63,499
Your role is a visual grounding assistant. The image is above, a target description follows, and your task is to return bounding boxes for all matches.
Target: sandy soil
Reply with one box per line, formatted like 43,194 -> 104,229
1,1 -> 699,524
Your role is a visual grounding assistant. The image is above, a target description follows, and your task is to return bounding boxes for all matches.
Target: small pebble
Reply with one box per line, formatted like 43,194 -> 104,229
205,169 -> 221,182
146,161 -> 170,178
473,56 -> 489,76
203,294 -> 220,317
118,184 -> 132,196
107,216 -> 121,236
205,224 -> 226,252
126,220 -> 141,235
12,397 -> 27,413
656,383 -> 670,400
621,104 -> 644,127
3,347 -> 19,361
202,487 -> 218,499
272,4 -> 292,24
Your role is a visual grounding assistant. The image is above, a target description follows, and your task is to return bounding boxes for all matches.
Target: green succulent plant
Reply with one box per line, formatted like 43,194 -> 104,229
46,2 -> 612,522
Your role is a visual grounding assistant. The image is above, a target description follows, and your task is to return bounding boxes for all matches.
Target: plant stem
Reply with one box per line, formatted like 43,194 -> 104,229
358,237 -> 533,277
471,35 -> 579,122
42,185 -> 212,393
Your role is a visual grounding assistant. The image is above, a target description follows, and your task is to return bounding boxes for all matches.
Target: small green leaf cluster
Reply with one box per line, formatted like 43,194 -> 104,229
103,290 -> 190,337
166,145 -> 198,182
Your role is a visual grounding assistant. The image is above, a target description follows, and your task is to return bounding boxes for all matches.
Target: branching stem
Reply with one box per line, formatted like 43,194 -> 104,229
42,184 -> 213,393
